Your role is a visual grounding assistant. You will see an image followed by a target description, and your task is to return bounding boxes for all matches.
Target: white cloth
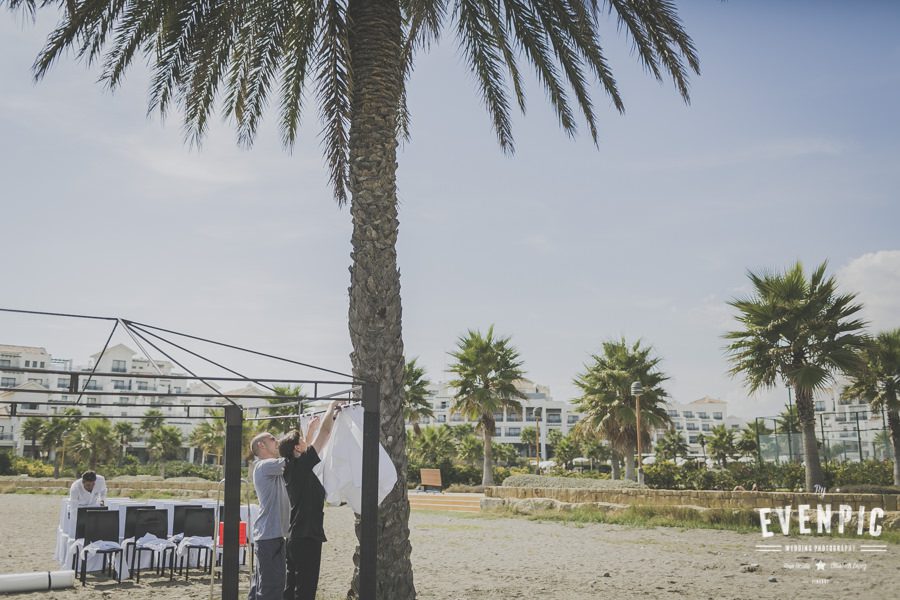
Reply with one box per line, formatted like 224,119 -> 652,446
134,533 -> 175,552
68,475 -> 107,507
314,405 -> 397,514
176,536 -> 213,559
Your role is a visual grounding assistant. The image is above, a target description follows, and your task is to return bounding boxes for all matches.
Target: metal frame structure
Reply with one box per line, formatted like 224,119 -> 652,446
0,308 -> 381,600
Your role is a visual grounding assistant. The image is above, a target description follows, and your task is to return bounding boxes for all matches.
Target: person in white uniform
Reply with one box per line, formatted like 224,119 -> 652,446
68,471 -> 107,507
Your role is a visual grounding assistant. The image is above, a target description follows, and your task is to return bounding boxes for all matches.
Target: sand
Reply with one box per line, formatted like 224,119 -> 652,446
0,494 -> 896,599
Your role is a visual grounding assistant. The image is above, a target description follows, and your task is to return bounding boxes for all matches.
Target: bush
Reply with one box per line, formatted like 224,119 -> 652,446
837,484 -> 900,495
11,456 -> 54,477
826,460 -> 893,488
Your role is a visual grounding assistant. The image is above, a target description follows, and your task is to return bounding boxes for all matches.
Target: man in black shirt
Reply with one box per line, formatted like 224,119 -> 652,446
279,401 -> 341,600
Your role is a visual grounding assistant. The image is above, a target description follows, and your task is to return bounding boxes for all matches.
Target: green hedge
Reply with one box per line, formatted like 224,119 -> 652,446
642,459 -> 895,491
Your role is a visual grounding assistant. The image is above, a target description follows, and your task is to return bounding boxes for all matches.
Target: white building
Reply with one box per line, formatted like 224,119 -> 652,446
651,396 -> 745,457
0,343 -> 266,460
410,379 -> 581,457
811,383 -> 888,462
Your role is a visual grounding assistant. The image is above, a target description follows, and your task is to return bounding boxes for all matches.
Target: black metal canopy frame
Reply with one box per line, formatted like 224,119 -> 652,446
0,307 -> 381,600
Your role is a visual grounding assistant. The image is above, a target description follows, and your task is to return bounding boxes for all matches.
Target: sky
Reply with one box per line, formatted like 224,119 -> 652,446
1,1 -> 898,422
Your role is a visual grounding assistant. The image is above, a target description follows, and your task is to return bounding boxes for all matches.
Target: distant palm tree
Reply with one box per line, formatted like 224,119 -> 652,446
726,261 -> 867,490
408,425 -> 455,468
738,420 -> 771,458
655,428 -> 688,461
40,416 -> 75,477
403,358 -> 433,436
6,0 -> 702,593
148,425 -> 183,477
190,411 -> 226,465
449,326 -> 527,486
266,385 -> 304,434
21,416 -> 43,460
519,426 -> 538,459
492,442 -> 520,468
140,409 -> 165,434
455,433 -> 483,467
843,328 -> 900,485
707,424 -> 737,467
113,421 -> 135,464
573,338 -> 670,481
69,418 -> 116,470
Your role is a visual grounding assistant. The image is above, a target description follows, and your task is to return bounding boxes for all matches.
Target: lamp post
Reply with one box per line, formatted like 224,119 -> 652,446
631,382 -> 644,485
534,407 -> 542,475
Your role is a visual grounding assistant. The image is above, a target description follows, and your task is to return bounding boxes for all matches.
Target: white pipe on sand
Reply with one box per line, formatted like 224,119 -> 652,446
0,570 -> 75,594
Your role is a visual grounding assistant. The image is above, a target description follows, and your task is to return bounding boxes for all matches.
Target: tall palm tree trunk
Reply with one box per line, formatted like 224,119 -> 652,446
482,428 -> 495,487
623,439 -> 636,481
610,450 -> 621,480
344,0 -> 413,598
795,386 -> 825,489
887,409 -> 900,486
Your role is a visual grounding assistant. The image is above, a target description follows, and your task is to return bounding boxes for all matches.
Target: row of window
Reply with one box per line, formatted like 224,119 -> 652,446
667,410 -> 724,420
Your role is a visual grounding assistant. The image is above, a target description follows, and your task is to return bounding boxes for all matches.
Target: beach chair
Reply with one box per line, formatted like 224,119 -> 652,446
178,507 -> 215,579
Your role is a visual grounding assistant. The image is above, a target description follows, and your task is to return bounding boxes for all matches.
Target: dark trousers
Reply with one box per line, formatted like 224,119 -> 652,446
248,537 -> 286,600
283,537 -> 323,600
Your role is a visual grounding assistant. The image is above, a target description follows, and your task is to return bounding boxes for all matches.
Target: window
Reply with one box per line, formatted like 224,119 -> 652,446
731,424 -> 739,429
24,403 -> 38,410
495,428 -> 503,437
689,435 -> 698,444
697,412 -> 708,419
701,423 -> 711,431
437,415 -> 446,423
667,409 -> 679,417
493,411 -> 504,422
121,412 -> 128,417
173,386 -> 182,394
27,378 -> 44,386
567,415 -> 579,424
508,427 -> 521,436
439,401 -> 448,409
24,360 -> 30,367
686,422 -> 698,431
814,401 -> 825,411
450,414 -> 464,422
119,397 -> 130,405
674,423 -> 683,430
508,409 -> 522,421
683,411 -> 694,418
112,359 -> 127,373
713,412 -> 723,420
137,381 -> 149,391
40,361 -> 45,368
87,397 -> 99,406
57,378 -> 70,389
1,377 -> 15,387
0,359 -> 10,367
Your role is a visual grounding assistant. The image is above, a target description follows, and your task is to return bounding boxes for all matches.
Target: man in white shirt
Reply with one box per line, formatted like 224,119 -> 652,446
68,471 -> 107,507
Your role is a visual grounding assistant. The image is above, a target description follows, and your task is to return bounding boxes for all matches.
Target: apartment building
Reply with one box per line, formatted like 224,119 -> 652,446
650,396 -> 745,458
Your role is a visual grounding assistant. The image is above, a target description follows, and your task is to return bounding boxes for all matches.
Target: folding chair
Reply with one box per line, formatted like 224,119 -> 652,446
71,507 -> 108,571
128,509 -> 175,582
77,510 -> 123,586
178,507 -> 215,579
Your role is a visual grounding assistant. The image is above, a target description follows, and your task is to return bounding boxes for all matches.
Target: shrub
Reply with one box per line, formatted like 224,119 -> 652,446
837,484 -> 900,495
11,456 -> 54,477
0,451 -> 12,475
826,460 -> 893,488
502,474 -> 643,490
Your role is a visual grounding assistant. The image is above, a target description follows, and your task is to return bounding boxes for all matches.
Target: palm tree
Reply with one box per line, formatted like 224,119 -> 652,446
707,424 -> 736,468
455,433 -> 483,467
68,418 -> 117,470
6,1 -> 700,593
655,427 -> 688,461
552,434 -> 580,470
140,409 -> 165,434
190,410 -> 226,465
492,441 -> 519,468
842,328 -> 900,485
738,420 -> 771,459
726,261 -> 867,490
408,425 -> 455,468
148,425 -> 183,478
449,326 -> 527,486
776,404 -> 801,461
573,338 -> 670,481
266,385 -> 305,434
519,426 -> 538,459
403,357 -> 433,436
113,421 -> 135,464
40,416 -> 74,477
21,416 -> 43,460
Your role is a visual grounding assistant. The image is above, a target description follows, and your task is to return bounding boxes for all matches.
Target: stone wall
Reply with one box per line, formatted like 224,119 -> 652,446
485,485 -> 899,512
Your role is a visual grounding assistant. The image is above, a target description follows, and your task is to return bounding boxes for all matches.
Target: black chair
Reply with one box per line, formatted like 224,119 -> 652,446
123,505 -> 157,540
77,510 -> 123,586
128,509 -> 175,582
178,507 -> 215,579
74,506 -> 108,540
172,504 -> 193,536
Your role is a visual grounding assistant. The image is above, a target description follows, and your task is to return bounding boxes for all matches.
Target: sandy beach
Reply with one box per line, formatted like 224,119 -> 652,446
0,494 -> 896,600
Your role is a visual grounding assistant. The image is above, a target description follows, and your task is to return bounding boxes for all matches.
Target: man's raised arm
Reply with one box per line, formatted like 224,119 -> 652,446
311,400 -> 343,455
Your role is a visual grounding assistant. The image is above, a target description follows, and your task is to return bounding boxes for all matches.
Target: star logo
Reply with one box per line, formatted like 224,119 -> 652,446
815,560 -> 826,571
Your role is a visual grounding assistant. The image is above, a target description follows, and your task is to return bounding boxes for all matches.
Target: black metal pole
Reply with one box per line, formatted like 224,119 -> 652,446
222,405 -> 243,600
360,382 -> 380,600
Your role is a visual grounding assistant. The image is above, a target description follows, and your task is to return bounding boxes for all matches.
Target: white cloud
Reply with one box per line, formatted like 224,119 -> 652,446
837,250 -> 900,332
